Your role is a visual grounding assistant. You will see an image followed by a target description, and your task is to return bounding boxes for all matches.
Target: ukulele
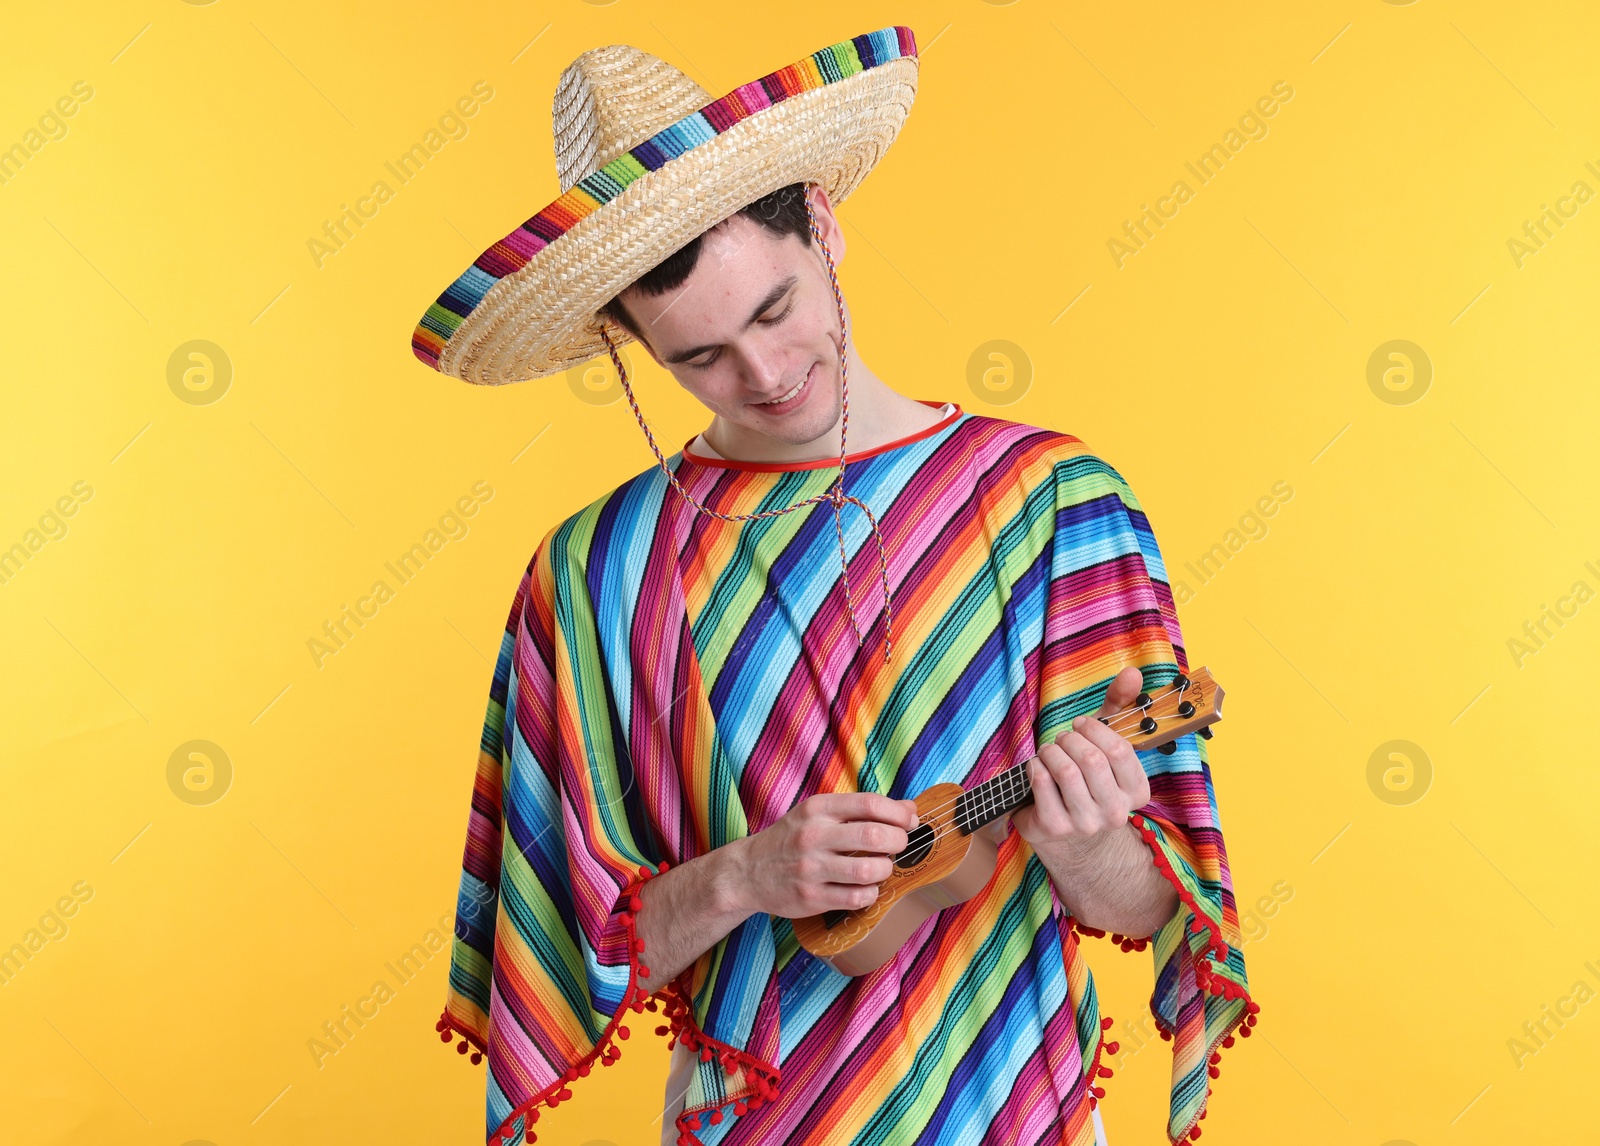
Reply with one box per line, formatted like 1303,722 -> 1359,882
793,668 -> 1225,977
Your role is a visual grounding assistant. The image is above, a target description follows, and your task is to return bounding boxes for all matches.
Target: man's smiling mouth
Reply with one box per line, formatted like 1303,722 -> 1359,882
753,363 -> 815,409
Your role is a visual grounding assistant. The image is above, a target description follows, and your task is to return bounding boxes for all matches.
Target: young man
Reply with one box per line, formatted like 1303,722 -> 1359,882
413,27 -> 1256,1146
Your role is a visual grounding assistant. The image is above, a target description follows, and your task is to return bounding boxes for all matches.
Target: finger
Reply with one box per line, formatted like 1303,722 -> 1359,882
814,882 -> 883,912
811,791 -> 918,829
815,851 -> 895,886
1038,742 -> 1100,831
1053,729 -> 1123,812
1069,713 -> 1147,797
831,820 -> 911,857
1095,665 -> 1146,719
1025,756 -> 1072,837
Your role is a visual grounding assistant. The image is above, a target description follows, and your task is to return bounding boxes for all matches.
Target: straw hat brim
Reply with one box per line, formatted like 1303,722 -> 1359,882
411,29 -> 919,386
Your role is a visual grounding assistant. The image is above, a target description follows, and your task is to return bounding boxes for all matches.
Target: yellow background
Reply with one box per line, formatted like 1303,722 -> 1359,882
3,1 -> 1596,1144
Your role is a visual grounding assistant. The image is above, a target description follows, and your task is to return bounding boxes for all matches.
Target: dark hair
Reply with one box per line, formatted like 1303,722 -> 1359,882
597,181 -> 813,346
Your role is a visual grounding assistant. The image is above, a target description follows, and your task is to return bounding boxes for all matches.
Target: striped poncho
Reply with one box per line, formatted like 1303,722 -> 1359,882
437,403 -> 1257,1146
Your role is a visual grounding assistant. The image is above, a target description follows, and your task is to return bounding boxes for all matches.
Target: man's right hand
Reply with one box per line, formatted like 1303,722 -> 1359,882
729,792 -> 919,919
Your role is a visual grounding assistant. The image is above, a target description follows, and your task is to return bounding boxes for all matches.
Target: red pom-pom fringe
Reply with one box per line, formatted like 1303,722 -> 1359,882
1083,1011 -> 1119,1113
440,860 -> 777,1146
1162,982 -> 1260,1146
658,963 -> 782,1144
1128,812 -> 1232,969
1069,916 -> 1152,952
1130,805 -> 1263,1144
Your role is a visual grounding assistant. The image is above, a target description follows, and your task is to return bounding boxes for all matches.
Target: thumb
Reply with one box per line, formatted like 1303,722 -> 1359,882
1095,665 -> 1145,718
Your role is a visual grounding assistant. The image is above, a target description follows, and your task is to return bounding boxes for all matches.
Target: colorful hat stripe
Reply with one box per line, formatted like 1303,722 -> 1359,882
412,25 -> 917,371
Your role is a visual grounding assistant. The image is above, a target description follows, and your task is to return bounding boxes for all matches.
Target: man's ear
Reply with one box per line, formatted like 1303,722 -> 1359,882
804,182 -> 846,264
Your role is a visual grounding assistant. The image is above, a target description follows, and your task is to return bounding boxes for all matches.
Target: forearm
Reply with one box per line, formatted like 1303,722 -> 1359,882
633,838 -> 755,994
1031,817 -> 1178,937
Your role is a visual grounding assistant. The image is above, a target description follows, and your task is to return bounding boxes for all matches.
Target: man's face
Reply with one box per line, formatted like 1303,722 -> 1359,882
616,190 -> 847,449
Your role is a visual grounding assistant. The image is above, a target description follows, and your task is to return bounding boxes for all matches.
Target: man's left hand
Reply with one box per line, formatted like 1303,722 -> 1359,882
1012,665 -> 1151,852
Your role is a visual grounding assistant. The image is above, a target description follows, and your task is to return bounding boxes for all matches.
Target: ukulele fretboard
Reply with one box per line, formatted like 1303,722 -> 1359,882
952,762 -> 1034,834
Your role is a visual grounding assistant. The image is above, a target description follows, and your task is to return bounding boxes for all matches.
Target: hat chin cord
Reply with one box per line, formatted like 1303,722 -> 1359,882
598,183 -> 895,663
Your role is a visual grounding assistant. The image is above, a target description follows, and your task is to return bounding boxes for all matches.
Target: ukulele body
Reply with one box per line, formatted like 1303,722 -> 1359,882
790,783 -> 1003,977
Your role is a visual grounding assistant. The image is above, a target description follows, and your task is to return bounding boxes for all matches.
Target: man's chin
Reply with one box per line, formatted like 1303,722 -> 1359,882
756,405 -> 840,449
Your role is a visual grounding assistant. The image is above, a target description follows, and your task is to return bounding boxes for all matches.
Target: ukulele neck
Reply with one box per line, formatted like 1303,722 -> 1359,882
951,669 -> 1224,837
953,761 -> 1034,835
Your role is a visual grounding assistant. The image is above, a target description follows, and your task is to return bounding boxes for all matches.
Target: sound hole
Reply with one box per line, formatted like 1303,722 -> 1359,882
822,910 -> 848,929
894,824 -> 936,869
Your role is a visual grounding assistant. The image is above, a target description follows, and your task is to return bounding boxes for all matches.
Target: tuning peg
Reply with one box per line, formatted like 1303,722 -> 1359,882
1157,742 -> 1177,756
1173,674 -> 1190,690
1198,726 -> 1213,740
1134,692 -> 1152,708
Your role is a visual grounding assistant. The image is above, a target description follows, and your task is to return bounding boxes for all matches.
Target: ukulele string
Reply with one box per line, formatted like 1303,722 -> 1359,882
846,676 -> 1202,861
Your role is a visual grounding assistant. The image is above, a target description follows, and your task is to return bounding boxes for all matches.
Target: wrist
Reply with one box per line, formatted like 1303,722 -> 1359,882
707,836 -> 756,919
1030,817 -> 1129,874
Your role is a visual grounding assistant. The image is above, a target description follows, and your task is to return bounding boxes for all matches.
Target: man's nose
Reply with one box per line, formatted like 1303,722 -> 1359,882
741,342 -> 787,391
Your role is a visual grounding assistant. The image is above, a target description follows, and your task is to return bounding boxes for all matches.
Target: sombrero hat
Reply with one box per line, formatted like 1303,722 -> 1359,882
409,25 -> 919,386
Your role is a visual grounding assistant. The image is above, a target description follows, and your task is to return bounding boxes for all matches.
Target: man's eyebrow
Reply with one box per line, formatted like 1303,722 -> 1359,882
662,275 -> 799,365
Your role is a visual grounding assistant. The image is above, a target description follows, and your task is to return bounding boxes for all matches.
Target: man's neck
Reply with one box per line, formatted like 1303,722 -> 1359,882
693,352 -> 948,465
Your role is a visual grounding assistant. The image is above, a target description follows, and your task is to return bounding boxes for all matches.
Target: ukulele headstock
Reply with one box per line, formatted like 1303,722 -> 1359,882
1110,666 -> 1224,755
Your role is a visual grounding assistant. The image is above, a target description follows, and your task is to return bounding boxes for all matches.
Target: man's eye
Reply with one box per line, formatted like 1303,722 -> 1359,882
688,303 -> 791,367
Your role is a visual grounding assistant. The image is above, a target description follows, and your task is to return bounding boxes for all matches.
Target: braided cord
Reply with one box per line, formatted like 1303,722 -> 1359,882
597,184 -> 895,663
